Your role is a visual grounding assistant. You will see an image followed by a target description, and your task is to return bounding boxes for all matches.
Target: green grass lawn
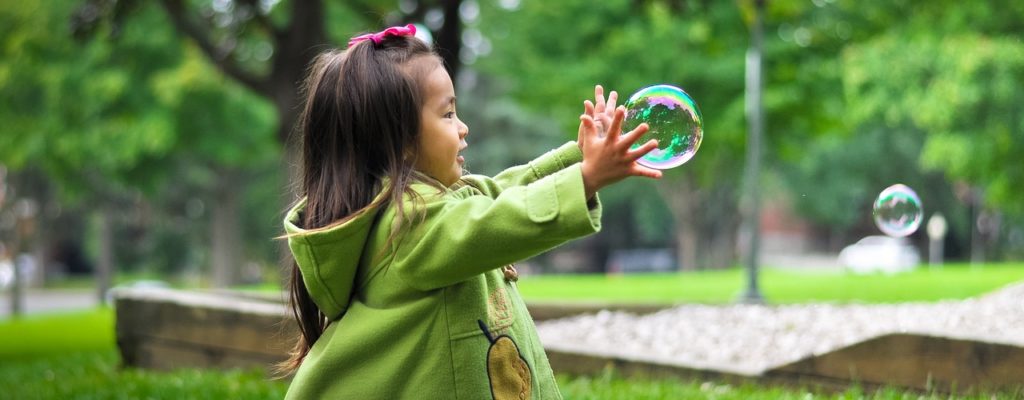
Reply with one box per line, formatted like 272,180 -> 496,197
3,349 -> 1016,400
0,308 -> 114,358
0,351 -> 288,400
1,310 -> 1021,399
516,263 -> 1024,304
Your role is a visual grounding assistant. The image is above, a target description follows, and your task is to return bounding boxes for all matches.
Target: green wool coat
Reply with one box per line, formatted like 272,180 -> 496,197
283,142 -> 601,400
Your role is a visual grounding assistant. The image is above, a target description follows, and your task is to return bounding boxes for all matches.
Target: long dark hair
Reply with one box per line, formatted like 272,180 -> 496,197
278,34 -> 440,374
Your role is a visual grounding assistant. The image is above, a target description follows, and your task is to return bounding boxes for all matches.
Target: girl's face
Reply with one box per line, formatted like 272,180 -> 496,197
415,61 -> 469,187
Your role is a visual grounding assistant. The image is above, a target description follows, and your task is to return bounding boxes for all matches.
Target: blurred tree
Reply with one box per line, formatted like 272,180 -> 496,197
764,0 -> 949,248
843,36 -> 1024,216
718,0 -> 1022,261
477,0 -> 752,270
70,0 -> 469,284
0,2 -> 180,298
0,2 -> 281,290
474,0 -> 1024,268
835,1 -> 1024,260
149,46 -> 279,285
73,0 -> 467,146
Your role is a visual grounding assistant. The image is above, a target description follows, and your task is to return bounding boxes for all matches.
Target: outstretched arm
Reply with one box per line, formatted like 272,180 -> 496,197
392,164 -> 600,291
483,141 -> 584,191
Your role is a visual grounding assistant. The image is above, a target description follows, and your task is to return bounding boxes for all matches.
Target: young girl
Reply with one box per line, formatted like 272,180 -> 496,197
280,24 -> 661,399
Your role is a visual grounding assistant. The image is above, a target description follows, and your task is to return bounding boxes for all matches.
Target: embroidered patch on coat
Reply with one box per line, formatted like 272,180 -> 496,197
487,285 -> 514,332
478,320 -> 531,400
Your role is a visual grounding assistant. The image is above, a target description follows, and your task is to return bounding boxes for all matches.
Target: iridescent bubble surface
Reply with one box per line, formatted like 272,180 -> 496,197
622,84 -> 704,169
873,184 -> 923,237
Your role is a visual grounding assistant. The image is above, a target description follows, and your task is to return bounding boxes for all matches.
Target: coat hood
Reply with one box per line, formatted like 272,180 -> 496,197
283,197 -> 383,320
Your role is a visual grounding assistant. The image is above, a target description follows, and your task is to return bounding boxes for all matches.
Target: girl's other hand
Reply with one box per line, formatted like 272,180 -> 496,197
582,85 -> 618,140
578,86 -> 662,200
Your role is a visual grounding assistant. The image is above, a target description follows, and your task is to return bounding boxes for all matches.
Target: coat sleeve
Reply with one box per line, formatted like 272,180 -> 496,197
462,141 -> 583,198
391,163 -> 601,291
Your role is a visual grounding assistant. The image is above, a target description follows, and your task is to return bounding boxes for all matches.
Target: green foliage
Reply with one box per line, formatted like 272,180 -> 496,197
3,0 -> 1023,282
152,45 -> 278,168
0,2 -> 180,199
478,0 -> 748,188
0,2 -> 279,194
843,33 -> 1024,215
475,0 -> 755,267
0,1 -> 285,278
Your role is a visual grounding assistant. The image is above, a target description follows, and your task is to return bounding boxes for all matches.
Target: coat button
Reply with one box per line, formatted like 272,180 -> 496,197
501,265 -> 519,282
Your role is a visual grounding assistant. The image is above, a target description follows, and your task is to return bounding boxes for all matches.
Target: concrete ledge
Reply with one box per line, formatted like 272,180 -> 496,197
545,347 -> 757,382
766,333 -> 1024,393
544,333 -> 1024,394
113,287 -> 294,371
112,288 -> 1024,394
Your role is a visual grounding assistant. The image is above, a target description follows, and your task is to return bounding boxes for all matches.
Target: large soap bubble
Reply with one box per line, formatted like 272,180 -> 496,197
622,84 -> 704,169
873,184 -> 923,237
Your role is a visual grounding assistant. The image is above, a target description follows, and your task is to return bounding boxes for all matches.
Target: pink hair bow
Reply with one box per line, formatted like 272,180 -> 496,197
347,24 -> 417,48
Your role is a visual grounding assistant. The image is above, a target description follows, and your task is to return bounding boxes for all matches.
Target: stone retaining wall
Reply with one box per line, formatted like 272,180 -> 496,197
112,288 -> 661,372
768,333 -> 1024,393
113,287 -> 294,371
113,287 -> 1024,394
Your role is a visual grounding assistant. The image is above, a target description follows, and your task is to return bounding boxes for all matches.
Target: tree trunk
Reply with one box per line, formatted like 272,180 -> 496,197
211,169 -> 242,288
9,219 -> 24,317
703,210 -> 740,269
96,208 -> 114,305
676,221 -> 699,270
659,171 -> 742,271
659,173 -> 700,270
437,0 -> 464,79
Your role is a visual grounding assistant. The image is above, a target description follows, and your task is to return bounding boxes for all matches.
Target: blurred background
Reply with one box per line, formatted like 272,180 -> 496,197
3,1 -> 1024,398
0,0 -> 1022,305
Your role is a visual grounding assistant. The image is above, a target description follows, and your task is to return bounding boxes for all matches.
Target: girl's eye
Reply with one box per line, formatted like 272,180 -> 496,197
444,112 -> 455,119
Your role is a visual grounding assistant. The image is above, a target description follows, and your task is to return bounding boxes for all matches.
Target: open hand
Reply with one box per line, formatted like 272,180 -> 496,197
586,85 -> 618,139
577,85 -> 662,199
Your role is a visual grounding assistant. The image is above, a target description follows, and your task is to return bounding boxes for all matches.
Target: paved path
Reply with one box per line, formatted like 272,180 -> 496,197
0,289 -> 98,319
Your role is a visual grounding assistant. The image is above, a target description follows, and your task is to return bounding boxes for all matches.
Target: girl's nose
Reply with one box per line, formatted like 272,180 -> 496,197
458,118 -> 469,138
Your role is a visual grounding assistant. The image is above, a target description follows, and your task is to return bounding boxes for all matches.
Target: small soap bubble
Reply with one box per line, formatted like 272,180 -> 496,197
622,84 -> 704,169
873,184 -> 923,237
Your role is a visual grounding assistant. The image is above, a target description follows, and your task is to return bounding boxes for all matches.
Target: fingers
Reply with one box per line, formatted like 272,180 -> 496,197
627,139 -> 659,160
579,114 -> 596,138
583,100 -> 595,119
577,117 -> 587,147
594,85 -> 606,115
605,90 -> 618,118
595,112 -> 612,138
631,165 -> 663,179
619,122 -> 649,147
606,106 -> 626,141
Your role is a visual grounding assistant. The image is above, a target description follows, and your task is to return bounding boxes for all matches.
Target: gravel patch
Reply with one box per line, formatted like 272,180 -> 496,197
536,283 -> 1024,374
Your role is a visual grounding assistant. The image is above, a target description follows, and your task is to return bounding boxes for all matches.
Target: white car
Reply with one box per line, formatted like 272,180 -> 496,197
838,235 -> 920,274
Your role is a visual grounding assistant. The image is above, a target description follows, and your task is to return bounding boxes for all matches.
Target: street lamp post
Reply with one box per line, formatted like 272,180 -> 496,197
739,0 -> 766,304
